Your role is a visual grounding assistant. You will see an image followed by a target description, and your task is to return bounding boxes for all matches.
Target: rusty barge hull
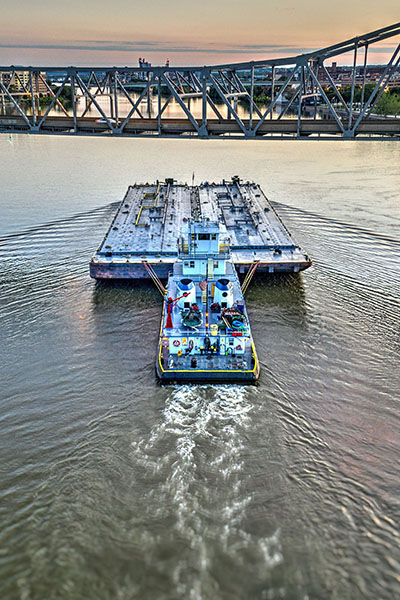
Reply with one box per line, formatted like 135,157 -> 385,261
89,260 -> 311,280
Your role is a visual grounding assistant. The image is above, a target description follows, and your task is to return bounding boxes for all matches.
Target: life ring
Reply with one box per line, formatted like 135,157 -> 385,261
173,339 -> 180,347
232,319 -> 242,328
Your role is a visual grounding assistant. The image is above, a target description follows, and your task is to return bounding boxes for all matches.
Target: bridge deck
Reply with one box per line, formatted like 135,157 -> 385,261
1,115 -> 400,138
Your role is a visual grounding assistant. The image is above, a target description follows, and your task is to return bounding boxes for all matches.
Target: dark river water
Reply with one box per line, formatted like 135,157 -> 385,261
0,136 -> 399,600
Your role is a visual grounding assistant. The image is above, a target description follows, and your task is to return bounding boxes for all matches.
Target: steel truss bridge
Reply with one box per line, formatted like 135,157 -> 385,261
1,22 -> 400,140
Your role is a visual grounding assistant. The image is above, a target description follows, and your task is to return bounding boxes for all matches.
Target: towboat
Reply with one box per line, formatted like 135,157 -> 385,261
156,218 -> 259,383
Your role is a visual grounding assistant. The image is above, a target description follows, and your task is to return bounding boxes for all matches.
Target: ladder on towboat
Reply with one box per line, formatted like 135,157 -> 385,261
207,258 -> 214,280
199,279 -> 207,305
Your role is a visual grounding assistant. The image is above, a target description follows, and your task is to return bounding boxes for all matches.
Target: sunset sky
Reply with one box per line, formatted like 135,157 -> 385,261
0,0 -> 399,66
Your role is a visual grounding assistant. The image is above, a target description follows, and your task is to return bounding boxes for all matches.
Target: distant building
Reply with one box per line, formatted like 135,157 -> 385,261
8,71 -> 49,94
0,71 -> 12,86
387,73 -> 400,89
316,62 -> 393,89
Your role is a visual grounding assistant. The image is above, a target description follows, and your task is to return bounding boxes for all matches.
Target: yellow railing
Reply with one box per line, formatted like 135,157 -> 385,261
135,183 -> 161,226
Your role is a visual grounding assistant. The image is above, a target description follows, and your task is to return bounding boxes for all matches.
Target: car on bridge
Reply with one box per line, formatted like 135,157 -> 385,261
94,118 -> 120,126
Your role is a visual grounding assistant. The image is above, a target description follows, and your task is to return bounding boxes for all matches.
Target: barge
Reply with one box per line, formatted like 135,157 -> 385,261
90,177 -> 311,280
156,219 -> 259,383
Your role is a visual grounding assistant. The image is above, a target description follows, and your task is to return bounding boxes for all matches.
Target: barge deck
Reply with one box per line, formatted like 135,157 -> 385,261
90,177 -> 311,280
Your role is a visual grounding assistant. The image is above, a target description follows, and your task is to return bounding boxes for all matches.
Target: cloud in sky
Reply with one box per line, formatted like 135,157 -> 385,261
0,40 -> 321,55
0,39 -> 396,68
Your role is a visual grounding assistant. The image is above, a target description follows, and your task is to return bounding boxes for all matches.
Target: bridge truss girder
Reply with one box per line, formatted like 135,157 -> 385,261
0,21 -> 399,139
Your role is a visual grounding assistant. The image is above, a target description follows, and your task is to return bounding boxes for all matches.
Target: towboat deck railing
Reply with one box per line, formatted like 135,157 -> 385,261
177,250 -> 232,260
